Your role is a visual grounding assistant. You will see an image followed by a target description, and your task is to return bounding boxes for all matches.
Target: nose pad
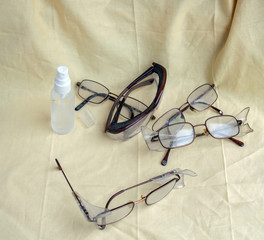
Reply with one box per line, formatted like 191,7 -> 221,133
134,195 -> 146,204
203,128 -> 208,136
190,106 -> 196,112
194,125 -> 208,137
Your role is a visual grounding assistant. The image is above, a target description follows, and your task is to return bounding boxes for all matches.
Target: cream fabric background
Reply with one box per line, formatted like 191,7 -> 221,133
0,0 -> 263,239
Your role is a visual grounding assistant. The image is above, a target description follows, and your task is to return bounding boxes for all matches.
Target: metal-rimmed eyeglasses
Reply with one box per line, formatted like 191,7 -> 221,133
141,84 -> 253,166
75,79 -> 150,119
55,159 -> 196,230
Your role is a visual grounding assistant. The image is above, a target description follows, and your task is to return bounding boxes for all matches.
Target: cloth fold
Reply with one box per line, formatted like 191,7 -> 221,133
0,1 -> 263,239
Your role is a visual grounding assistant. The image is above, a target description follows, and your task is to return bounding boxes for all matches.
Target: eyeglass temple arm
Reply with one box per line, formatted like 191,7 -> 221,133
195,132 -> 244,146
75,92 -> 108,111
228,137 -> 244,147
179,102 -> 190,112
210,105 -> 223,115
112,78 -> 155,124
195,129 -> 244,147
55,159 -> 77,196
160,149 -> 171,166
55,159 -> 92,221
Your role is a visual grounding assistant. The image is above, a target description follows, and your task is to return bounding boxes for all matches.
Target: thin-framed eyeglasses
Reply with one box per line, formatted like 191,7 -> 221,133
55,159 -> 196,230
75,79 -> 150,120
141,83 -> 253,166
178,83 -> 223,115
143,108 -> 253,166
142,83 -> 223,166
151,83 -> 222,132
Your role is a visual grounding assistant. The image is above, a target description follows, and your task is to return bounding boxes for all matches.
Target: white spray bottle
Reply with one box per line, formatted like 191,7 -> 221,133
50,66 -> 75,134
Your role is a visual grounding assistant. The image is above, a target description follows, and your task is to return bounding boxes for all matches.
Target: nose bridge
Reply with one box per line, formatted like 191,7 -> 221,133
193,123 -> 208,136
134,195 -> 146,205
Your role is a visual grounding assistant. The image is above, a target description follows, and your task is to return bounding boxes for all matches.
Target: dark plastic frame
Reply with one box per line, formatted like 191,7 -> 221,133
105,62 -> 167,135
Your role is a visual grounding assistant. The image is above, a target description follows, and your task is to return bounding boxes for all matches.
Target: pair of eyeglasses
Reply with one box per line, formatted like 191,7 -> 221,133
146,84 -> 223,133
105,62 -> 166,140
75,79 -> 151,120
141,84 -> 253,166
55,159 -> 196,230
75,62 -> 166,140
178,83 -> 223,115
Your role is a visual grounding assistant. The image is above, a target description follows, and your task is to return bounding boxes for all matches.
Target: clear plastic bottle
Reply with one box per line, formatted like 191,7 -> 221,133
51,66 -> 75,134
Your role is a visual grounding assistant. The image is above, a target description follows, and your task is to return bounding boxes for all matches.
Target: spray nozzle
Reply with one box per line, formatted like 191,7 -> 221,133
54,66 -> 71,96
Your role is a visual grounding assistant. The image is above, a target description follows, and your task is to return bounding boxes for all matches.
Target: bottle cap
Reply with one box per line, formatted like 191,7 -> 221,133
78,105 -> 96,128
54,66 -> 71,95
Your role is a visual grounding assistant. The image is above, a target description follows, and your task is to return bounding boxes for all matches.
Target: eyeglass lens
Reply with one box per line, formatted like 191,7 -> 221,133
159,123 -> 195,149
96,202 -> 134,227
96,177 -> 178,226
152,84 -> 217,135
116,96 -> 148,120
145,178 -> 177,205
78,80 -> 110,104
110,77 -> 156,123
78,80 -> 148,120
106,76 -> 158,140
206,116 -> 239,138
152,108 -> 185,132
187,84 -> 217,111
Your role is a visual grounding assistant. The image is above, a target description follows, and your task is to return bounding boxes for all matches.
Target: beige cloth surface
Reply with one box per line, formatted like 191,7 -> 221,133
0,0 -> 263,239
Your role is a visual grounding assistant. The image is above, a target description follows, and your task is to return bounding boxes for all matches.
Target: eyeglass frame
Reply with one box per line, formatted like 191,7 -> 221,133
155,115 -> 243,166
75,79 -> 150,117
105,62 -> 166,135
55,159 -> 195,230
173,83 -> 222,115
153,114 -> 242,148
143,83 -> 244,166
